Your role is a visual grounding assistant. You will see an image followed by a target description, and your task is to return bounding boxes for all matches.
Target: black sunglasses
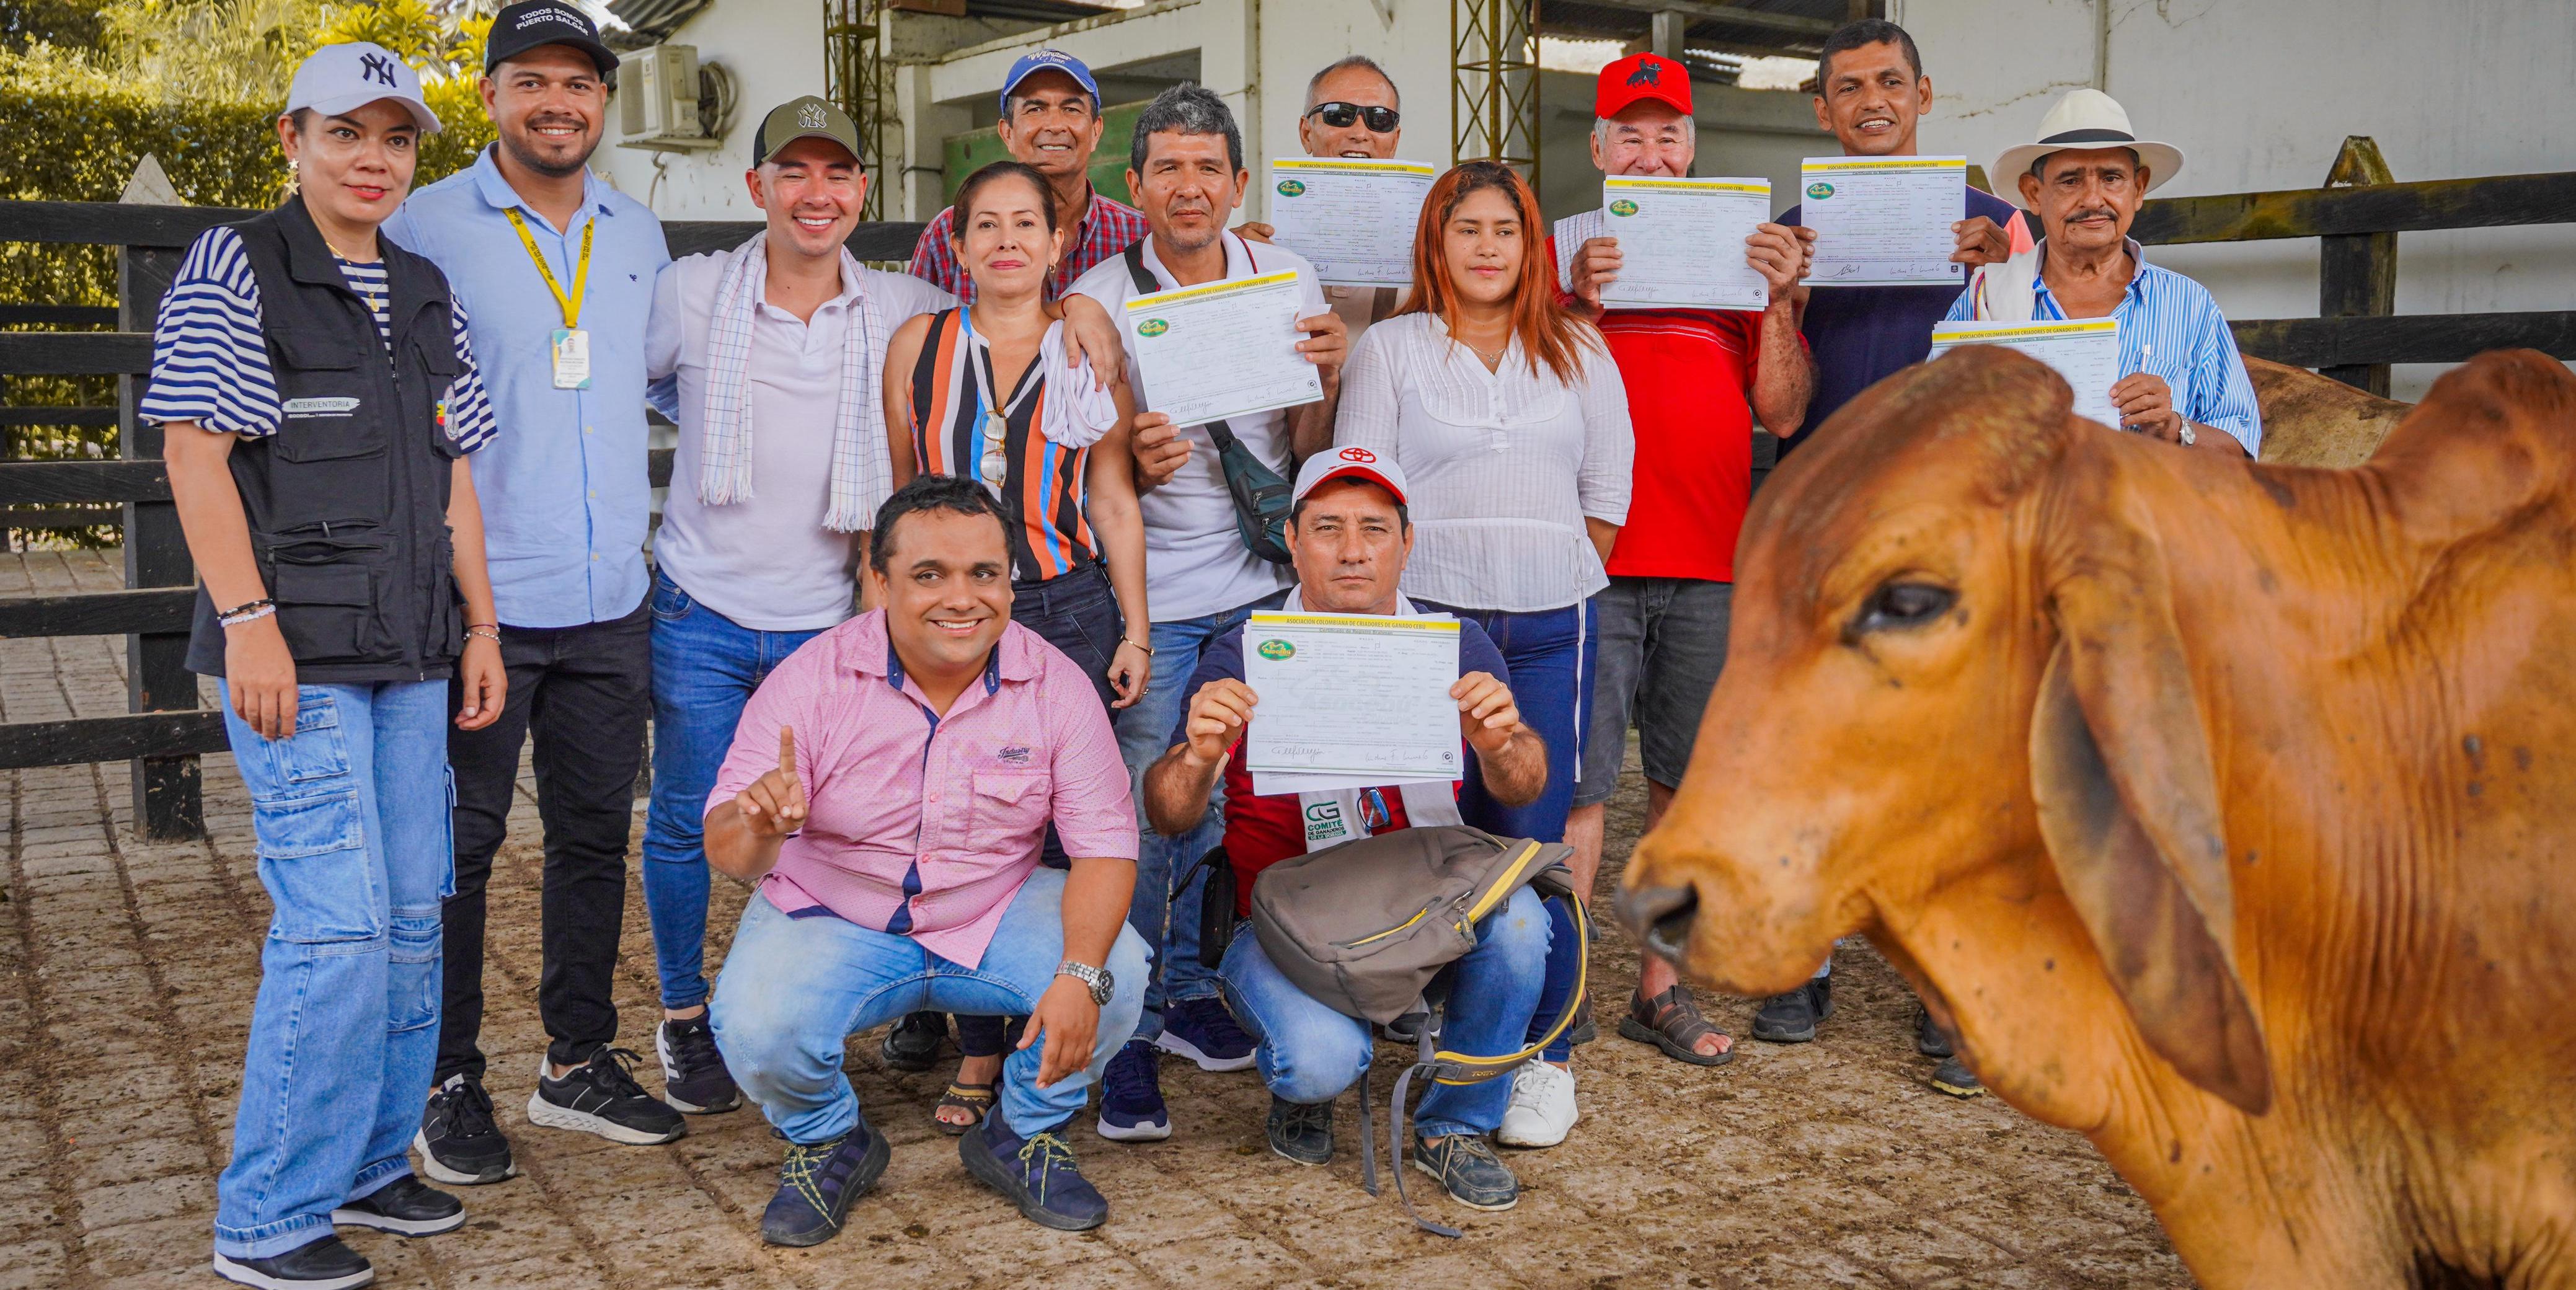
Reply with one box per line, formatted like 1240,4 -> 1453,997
1305,101 -> 1401,133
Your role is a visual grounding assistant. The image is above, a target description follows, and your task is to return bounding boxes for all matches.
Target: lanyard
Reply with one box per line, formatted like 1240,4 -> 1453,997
503,208 -> 594,329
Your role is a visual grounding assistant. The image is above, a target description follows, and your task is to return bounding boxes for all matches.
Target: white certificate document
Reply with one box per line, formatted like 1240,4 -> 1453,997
1125,271 -> 1324,428
1241,611 -> 1462,795
1802,155 -> 1968,287
1598,176 -> 1772,312
1268,159 -> 1437,287
1930,318 -> 2122,428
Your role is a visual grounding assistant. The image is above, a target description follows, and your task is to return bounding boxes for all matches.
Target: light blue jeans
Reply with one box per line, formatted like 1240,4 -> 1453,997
1111,591 -> 1285,1040
213,680 -> 453,1260
710,867 -> 1150,1143
1218,885 -> 1551,1139
640,570 -> 827,1009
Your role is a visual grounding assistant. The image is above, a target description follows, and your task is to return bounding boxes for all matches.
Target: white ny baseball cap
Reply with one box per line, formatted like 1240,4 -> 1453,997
284,42 -> 443,136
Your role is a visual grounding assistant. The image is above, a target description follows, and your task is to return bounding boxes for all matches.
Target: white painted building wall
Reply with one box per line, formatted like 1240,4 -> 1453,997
1898,0 -> 2576,399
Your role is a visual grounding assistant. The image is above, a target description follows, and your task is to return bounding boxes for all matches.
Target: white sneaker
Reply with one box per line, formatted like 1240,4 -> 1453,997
1497,1061 -> 1577,1149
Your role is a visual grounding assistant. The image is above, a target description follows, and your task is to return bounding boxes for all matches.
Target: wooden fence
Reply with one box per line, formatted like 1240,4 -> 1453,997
0,200 -> 921,839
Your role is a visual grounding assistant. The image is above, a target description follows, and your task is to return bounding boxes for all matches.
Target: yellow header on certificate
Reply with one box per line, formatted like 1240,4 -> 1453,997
1249,612 -> 1461,635
1605,175 -> 1770,196
1125,269 -> 1301,313
1931,318 -> 2118,343
1273,158 -> 1437,177
1802,155 -> 1967,173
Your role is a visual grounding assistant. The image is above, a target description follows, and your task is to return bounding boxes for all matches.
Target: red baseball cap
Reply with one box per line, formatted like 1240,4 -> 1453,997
1595,52 -> 1693,120
1292,445 -> 1409,507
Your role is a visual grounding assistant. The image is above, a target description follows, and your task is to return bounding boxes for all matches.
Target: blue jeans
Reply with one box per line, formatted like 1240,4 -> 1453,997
213,681 -> 453,1261
1218,886 -> 1550,1139
710,868 -> 1150,1142
641,570 -> 827,1010
1110,590 -> 1286,1040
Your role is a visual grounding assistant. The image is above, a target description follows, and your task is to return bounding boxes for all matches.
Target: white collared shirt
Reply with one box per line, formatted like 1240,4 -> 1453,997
646,252 -> 952,630
1334,312 -> 1633,612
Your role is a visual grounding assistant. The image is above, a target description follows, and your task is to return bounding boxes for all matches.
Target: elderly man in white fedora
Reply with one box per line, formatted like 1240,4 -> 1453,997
1947,87 -> 2261,456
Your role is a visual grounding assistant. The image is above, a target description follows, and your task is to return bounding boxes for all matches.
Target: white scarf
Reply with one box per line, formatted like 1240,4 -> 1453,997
1963,211 -> 2043,323
696,234 -> 886,532
1277,586 -> 1467,852
966,314 -> 1120,451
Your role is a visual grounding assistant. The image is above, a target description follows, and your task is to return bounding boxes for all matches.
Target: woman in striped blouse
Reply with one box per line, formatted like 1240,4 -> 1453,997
1332,159 -> 1634,1153
880,159 -> 1151,1131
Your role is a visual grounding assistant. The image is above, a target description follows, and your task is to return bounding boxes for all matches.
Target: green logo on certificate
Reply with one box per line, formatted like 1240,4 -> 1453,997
1136,318 -> 1169,338
1607,198 -> 1639,217
1277,179 -> 1306,197
1806,180 -> 1835,200
1256,639 -> 1295,661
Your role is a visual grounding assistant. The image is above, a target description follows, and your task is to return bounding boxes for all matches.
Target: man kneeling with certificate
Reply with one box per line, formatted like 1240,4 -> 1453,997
1140,449 -> 1552,1213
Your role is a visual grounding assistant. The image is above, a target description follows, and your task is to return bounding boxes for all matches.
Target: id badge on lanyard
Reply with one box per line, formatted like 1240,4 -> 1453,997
507,208 -> 596,391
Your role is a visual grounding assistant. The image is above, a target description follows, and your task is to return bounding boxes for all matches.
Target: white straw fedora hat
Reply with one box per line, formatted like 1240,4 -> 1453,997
1992,88 -> 2182,205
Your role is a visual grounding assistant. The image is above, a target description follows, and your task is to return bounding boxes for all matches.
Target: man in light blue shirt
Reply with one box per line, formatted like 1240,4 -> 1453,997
382,0 -> 687,1186
1949,89 -> 2261,456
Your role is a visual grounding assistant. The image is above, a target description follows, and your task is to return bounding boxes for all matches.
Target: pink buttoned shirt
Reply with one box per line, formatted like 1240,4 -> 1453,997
706,610 -> 1138,966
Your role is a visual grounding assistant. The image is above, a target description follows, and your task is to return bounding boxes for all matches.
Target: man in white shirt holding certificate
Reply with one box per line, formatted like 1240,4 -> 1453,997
1238,55 -> 1412,346
1066,81 -> 1348,1142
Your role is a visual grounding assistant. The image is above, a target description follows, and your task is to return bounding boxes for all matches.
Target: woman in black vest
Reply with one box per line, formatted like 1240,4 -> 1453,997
142,43 -> 505,1289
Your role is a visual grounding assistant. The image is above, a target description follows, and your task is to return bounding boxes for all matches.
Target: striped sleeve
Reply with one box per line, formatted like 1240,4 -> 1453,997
140,228 -> 282,438
2184,292 -> 2262,456
440,294 -> 500,454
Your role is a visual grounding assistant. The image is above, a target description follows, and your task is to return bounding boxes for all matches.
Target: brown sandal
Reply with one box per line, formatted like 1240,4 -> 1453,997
1617,984 -> 1735,1066
934,1080 -> 994,1134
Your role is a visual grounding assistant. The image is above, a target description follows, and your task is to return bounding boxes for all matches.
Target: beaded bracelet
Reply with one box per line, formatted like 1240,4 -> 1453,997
216,598 -> 276,628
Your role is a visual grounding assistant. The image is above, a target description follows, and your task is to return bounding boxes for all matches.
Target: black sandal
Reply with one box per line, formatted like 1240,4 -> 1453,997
934,1081 -> 994,1134
1617,984 -> 1735,1067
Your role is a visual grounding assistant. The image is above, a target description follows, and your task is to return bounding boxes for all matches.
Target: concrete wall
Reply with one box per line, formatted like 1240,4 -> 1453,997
1897,0 -> 2576,400
1536,72 -> 1828,223
593,0 -> 828,219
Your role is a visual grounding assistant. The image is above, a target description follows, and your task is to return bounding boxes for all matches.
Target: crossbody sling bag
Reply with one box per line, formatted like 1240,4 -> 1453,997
1121,239 -> 1295,565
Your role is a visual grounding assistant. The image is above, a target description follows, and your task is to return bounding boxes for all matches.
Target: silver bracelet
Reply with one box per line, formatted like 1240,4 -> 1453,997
218,602 -> 277,628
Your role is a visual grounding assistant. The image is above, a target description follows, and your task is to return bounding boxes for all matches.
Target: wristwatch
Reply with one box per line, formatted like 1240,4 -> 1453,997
2178,422 -> 2197,447
1056,960 -> 1113,1007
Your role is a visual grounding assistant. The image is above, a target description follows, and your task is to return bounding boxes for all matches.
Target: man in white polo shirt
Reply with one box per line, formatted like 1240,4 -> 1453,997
1066,81 -> 1347,1142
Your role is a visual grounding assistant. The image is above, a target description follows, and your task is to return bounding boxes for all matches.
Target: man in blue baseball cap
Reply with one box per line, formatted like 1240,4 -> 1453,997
906,48 -> 1148,306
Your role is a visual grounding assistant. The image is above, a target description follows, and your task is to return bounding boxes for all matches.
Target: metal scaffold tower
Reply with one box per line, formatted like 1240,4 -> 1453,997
1453,0 -> 1539,181
823,0 -> 896,219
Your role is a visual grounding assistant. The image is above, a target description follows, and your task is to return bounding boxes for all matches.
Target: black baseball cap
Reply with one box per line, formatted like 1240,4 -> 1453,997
485,0 -> 618,80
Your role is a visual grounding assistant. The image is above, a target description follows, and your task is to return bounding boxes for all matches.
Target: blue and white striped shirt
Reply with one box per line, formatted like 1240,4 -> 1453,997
1945,238 -> 2261,456
140,226 -> 499,452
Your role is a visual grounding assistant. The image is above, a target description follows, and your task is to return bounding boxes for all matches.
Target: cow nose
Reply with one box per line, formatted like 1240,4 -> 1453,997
1616,882 -> 1699,962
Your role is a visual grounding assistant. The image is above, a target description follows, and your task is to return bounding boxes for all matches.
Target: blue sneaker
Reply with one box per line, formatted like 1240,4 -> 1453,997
960,1110 -> 1110,1231
1154,996 -> 1257,1072
1095,1038 -> 1171,1142
759,1122 -> 890,1247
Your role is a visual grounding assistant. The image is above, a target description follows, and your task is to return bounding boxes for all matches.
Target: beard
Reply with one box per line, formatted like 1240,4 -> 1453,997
500,115 -> 598,178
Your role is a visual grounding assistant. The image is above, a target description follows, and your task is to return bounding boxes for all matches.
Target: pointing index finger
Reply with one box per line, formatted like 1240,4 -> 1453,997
778,725 -> 797,779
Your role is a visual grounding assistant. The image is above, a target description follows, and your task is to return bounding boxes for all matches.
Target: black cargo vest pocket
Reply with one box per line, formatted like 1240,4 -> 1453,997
268,326 -> 392,525
411,304 -> 470,461
269,562 -> 377,661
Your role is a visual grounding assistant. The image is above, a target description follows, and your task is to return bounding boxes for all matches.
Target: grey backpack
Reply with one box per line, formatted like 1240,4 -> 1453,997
1247,824 -> 1591,1235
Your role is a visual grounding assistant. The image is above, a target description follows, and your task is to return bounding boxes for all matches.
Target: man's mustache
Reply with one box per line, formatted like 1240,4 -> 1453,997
521,114 -> 591,135
2064,206 -> 2119,223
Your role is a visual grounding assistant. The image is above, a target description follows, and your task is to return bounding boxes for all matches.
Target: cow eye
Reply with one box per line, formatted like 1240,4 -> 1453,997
1856,581 -> 1956,633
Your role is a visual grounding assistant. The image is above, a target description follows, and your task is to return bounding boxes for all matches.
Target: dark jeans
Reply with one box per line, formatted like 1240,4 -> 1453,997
436,599 -> 652,1082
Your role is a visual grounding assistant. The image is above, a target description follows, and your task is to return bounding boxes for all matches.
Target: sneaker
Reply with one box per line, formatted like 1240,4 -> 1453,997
879,1010 -> 947,1073
526,1049 -> 686,1146
415,1074 -> 514,1186
1931,1055 -> 1985,1098
657,1014 -> 740,1115
1497,1061 -> 1577,1149
1264,1095 -> 1334,1166
212,1234 -> 373,1289
1154,996 -> 1257,1072
1750,974 -> 1834,1044
759,1123 -> 891,1247
1411,1133 -> 1519,1211
960,1110 -> 1109,1231
1095,1039 -> 1171,1142
1914,1005 -> 1955,1058
330,1176 -> 464,1237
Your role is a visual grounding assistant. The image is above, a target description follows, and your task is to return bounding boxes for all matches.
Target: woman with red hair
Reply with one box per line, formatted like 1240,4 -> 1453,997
1334,159 -> 1632,1149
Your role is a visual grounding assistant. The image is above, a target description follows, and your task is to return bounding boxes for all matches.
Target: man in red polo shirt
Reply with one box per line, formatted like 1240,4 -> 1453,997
1551,51 -> 1812,1069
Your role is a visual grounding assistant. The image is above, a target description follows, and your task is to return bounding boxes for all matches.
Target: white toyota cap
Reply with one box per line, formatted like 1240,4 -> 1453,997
283,42 -> 443,135
1292,444 -> 1409,507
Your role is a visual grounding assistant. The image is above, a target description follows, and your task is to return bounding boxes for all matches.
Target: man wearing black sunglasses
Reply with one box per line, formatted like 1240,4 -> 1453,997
1241,55 -> 1410,345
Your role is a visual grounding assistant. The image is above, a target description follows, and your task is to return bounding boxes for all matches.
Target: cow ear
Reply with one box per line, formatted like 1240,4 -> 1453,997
2028,514 -> 2273,1116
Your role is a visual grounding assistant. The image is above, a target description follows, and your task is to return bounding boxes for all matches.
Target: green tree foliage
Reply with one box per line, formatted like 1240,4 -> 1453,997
1,0 -> 495,543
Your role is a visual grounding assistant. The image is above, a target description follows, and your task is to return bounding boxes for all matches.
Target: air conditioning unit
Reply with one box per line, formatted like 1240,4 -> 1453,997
618,45 -> 723,151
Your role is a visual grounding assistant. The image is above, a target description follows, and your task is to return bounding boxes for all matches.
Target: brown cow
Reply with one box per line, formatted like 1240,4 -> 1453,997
1618,346 -> 2576,1288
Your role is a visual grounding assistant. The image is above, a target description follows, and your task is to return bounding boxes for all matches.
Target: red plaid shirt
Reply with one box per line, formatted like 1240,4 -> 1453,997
908,186 -> 1151,305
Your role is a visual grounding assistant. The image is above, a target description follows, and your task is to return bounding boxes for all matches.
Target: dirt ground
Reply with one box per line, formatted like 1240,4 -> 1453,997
0,548 -> 2195,1289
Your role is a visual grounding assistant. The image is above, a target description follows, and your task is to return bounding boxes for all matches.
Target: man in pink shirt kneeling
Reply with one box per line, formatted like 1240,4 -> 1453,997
703,474 -> 1148,1245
